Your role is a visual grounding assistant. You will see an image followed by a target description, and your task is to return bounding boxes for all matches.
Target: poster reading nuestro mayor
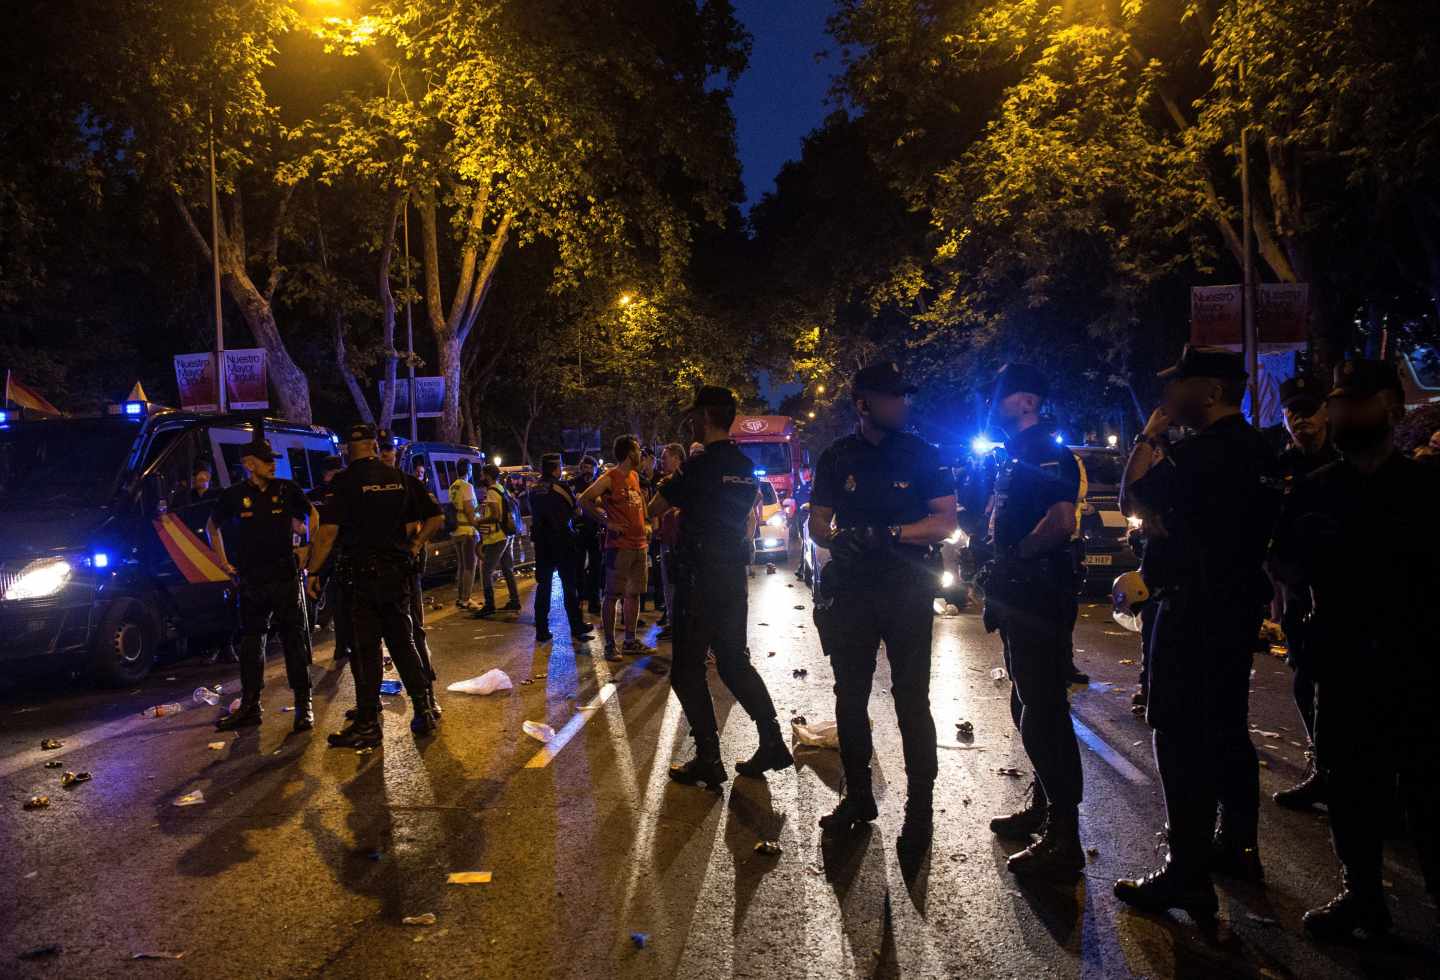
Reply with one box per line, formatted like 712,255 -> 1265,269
223,349 -> 269,410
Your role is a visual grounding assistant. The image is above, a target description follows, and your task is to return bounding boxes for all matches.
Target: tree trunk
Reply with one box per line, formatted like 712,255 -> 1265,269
334,311 -> 374,424
376,187 -> 405,430
438,329 -> 464,445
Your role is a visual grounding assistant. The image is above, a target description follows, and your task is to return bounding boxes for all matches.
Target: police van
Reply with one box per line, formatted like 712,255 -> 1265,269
394,439 -> 486,577
0,403 -> 337,684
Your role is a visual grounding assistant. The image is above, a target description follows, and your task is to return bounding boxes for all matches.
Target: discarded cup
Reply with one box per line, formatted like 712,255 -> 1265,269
990,667 -> 1008,686
193,687 -> 221,706
143,702 -> 185,718
379,679 -> 404,696
522,720 -> 555,743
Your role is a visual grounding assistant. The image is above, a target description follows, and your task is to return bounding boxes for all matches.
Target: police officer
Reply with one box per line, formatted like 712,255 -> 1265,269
649,386 -> 790,789
379,430 -> 440,687
308,455 -> 352,656
979,363 -> 1087,878
1270,359 -> 1440,940
206,438 -> 318,733
305,424 -> 445,748
1271,375 -> 1339,811
807,363 -> 957,847
1114,345 -> 1282,918
569,456 -> 604,615
529,452 -> 594,644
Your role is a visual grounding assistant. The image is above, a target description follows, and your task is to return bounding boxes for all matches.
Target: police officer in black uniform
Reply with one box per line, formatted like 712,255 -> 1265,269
808,364 -> 957,847
308,455 -> 352,655
207,438 -> 319,733
978,363 -> 1088,878
379,430 -> 440,687
305,424 -> 445,748
1271,375 -> 1339,811
649,386 -> 791,789
529,452 -> 595,644
1114,346 -> 1283,918
1271,359 -> 1440,940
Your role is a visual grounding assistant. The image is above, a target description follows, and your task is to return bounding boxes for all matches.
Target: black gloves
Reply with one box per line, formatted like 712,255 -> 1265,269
828,525 -> 899,562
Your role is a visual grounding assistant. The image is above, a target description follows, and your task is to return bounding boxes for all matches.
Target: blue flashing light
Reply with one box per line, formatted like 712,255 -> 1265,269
92,551 -> 110,569
1054,433 -> 1065,445
123,401 -> 144,416
970,437 -> 1001,455
753,468 -> 767,477
0,409 -> 8,423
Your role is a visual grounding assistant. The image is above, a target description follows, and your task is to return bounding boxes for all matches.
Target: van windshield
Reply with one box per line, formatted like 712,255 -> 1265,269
738,442 -> 791,475
0,420 -> 137,510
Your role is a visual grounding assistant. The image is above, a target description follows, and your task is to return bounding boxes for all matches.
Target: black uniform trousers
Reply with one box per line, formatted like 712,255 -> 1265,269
322,557 -> 355,658
577,528 -> 603,607
345,555 -> 432,721
409,570 -> 435,680
1146,591 -> 1261,874
1316,643 -> 1440,898
816,561 -> 938,799
533,545 -> 584,633
671,559 -> 777,757
237,575 -> 312,698
990,560 -> 1083,812
1282,606 -> 1317,743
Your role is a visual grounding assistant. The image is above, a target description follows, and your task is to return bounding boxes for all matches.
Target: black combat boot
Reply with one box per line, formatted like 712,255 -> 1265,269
1273,760 -> 1326,810
426,689 -> 443,719
734,720 -> 794,778
216,697 -> 262,731
898,789 -> 934,853
668,753 -> 728,790
1303,885 -> 1391,942
1210,835 -> 1264,882
327,713 -> 382,749
989,779 -> 1048,840
819,793 -> 879,834
1114,861 -> 1219,920
1008,807 -> 1085,879
410,695 -> 440,735
292,690 -> 314,733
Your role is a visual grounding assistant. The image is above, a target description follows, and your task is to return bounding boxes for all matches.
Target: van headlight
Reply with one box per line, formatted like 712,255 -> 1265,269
4,558 -> 73,600
1126,515 -> 1144,529
766,513 -> 786,527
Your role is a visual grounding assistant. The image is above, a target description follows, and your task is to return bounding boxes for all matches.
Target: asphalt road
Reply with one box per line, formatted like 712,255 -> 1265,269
2,567 -> 1436,979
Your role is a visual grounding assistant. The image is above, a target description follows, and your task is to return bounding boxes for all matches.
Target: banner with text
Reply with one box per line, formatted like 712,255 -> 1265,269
223,349 -> 269,410
1189,284 -> 1310,350
173,353 -> 219,412
379,377 -> 445,419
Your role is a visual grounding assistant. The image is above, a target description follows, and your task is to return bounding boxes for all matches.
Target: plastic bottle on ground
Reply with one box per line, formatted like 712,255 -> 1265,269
143,702 -> 185,718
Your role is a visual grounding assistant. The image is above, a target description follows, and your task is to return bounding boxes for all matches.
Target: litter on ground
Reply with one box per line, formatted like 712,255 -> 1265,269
402,913 -> 437,927
173,790 -> 205,807
447,871 -> 492,884
447,669 -> 513,695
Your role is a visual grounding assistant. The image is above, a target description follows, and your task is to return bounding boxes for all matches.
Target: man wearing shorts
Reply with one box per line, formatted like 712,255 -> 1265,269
578,434 -> 653,661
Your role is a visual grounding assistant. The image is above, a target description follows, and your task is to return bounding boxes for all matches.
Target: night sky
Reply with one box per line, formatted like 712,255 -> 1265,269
730,1 -> 837,209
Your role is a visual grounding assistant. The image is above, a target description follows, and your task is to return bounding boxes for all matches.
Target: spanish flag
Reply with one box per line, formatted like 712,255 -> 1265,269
153,513 -> 233,584
4,371 -> 63,416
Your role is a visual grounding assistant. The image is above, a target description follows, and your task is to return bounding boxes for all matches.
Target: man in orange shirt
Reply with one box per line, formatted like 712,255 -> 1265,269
578,434 -> 653,661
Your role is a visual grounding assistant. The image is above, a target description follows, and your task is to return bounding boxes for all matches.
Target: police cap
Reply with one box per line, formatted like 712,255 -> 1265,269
346,422 -> 377,444
239,437 -> 279,462
540,452 -> 563,474
1328,359 -> 1403,400
376,427 -> 395,450
991,363 -> 1048,402
1157,344 -> 1247,382
1278,376 -> 1323,415
852,362 -> 918,397
687,385 -> 737,412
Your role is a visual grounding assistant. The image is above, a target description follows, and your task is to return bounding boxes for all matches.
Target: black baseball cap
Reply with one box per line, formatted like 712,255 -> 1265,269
1278,376 -> 1323,414
346,422 -> 377,444
579,455 -> 597,467
239,438 -> 279,462
376,428 -> 395,450
319,455 -> 344,474
1328,359 -> 1403,400
688,385 -> 737,411
540,452 -> 562,469
991,363 -> 1048,402
852,362 -> 918,397
1157,344 -> 1247,381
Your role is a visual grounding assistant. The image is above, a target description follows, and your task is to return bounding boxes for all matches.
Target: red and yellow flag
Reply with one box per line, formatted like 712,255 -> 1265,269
4,372 -> 62,415
153,513 -> 232,584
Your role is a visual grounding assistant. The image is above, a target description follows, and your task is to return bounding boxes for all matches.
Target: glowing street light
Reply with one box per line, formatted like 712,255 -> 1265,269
807,411 -> 816,419
815,384 -> 826,395
1106,434 -> 1119,447
617,293 -> 634,308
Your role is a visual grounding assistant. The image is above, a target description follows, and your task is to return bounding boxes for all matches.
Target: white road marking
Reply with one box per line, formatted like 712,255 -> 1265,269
523,681 -> 618,768
1072,717 -> 1152,785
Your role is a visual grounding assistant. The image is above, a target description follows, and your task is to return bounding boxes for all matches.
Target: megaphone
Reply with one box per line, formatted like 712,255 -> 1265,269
1111,570 -> 1150,632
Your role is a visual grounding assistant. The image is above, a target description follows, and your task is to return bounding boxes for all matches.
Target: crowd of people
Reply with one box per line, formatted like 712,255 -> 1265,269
195,347 -> 1437,947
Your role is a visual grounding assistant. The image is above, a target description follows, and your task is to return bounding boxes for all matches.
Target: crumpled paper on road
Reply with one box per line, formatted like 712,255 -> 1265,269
790,718 -> 840,750
446,669 -> 513,695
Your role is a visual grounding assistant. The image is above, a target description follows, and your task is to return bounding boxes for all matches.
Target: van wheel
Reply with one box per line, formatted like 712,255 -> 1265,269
91,599 -> 157,687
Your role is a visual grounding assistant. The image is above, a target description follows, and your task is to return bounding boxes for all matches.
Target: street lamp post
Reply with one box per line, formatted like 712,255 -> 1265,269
209,108 -> 227,414
403,197 -> 417,442
1237,0 -> 1260,417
